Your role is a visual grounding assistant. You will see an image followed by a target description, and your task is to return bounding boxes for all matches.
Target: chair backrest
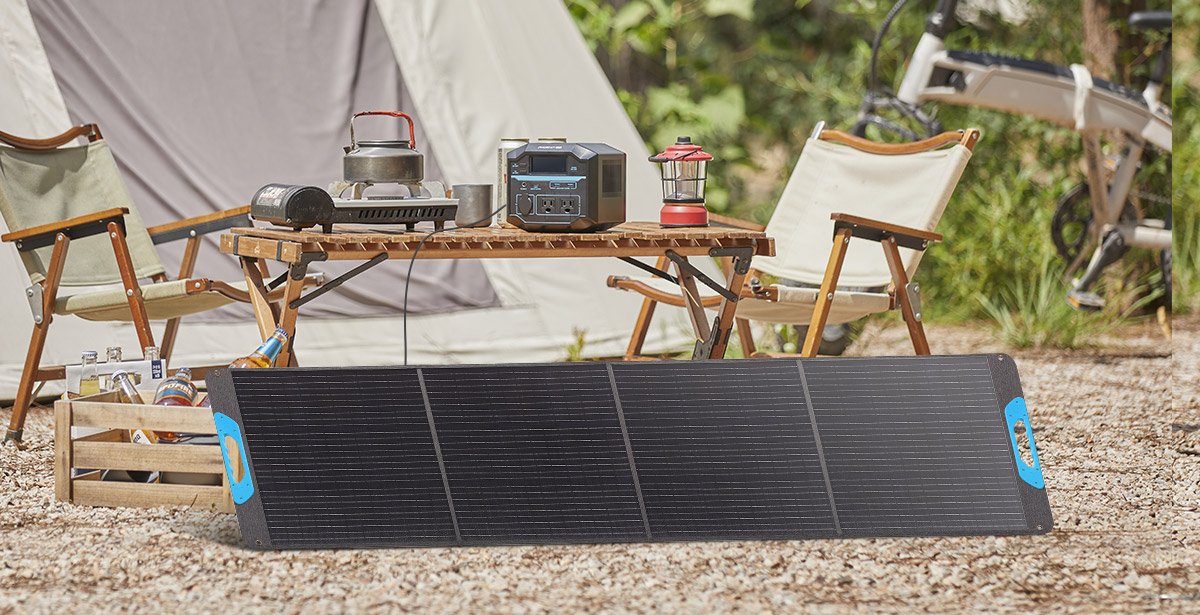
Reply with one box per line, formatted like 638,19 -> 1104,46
755,126 -> 975,289
0,130 -> 164,287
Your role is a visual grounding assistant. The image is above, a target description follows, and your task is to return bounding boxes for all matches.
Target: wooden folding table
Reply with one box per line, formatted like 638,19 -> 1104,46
219,223 -> 774,365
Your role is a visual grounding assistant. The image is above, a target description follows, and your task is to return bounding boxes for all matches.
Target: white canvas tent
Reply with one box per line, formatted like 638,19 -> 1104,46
0,0 -> 706,400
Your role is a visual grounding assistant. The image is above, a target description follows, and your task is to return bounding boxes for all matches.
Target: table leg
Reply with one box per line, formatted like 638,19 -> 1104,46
240,257 -> 280,341
274,262 -> 309,368
674,262 -> 711,342
691,251 -> 752,360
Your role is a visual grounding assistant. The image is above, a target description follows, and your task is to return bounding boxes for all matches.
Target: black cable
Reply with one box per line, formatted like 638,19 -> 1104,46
402,200 -> 507,365
868,0 -> 912,96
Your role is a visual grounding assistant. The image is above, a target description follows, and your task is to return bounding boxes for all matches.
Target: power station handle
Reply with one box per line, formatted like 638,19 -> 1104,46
350,111 -> 417,150
214,412 -> 255,505
1003,397 -> 1044,489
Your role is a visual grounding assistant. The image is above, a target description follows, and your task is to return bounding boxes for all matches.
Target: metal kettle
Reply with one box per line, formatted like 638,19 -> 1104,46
343,111 -> 424,185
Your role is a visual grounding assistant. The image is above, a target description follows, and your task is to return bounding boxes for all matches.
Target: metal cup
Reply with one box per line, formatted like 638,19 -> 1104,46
451,184 -> 494,228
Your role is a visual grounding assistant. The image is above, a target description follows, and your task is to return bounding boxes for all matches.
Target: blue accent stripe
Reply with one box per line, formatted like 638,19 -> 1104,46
214,412 -> 255,504
1003,397 -> 1045,489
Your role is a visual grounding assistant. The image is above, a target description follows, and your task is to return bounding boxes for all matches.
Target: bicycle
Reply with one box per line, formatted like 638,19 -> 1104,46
852,0 -> 1172,311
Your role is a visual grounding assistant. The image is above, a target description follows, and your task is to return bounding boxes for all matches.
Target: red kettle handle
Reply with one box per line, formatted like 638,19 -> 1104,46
350,111 -> 417,150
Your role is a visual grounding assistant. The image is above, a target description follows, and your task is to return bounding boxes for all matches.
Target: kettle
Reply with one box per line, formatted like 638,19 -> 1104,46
343,111 -> 425,186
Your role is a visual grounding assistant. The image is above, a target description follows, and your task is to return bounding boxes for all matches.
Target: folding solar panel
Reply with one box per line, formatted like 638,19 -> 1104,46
207,355 -> 1051,550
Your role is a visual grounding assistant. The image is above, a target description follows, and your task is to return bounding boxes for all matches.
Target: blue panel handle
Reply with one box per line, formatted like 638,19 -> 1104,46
1004,397 -> 1044,489
214,412 -> 255,504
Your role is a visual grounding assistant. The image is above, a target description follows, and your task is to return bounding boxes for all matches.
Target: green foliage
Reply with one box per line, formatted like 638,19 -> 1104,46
1173,5 -> 1200,313
566,0 -> 1170,346
975,253 -> 1154,349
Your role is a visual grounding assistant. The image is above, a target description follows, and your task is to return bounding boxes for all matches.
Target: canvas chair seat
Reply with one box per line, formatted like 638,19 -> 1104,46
55,279 -> 247,321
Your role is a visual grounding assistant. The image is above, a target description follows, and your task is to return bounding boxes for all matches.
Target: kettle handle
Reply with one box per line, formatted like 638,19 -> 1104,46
350,111 -> 417,150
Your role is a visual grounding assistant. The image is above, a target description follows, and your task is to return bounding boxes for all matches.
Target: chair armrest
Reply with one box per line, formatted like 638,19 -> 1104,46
606,275 -> 776,306
0,124 -> 103,151
819,128 -> 980,154
830,213 -> 942,251
147,206 -> 253,245
1,207 -> 129,252
708,212 -> 767,232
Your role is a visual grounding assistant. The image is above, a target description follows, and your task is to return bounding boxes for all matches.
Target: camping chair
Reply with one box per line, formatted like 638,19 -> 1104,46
608,122 -> 979,358
0,124 -> 318,445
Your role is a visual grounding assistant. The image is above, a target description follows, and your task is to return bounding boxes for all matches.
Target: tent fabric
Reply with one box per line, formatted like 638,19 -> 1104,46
0,0 -> 703,401
56,279 -> 238,321
0,140 -> 165,286
755,138 -> 972,289
25,0 -> 500,320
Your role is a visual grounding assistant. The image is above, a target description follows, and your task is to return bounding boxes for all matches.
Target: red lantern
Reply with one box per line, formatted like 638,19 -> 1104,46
649,136 -> 713,227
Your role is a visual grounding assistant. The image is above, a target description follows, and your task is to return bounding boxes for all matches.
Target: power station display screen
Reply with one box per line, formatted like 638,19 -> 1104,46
530,155 -> 568,174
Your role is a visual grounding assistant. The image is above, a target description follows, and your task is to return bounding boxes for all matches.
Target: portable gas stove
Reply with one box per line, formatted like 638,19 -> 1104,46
250,111 -> 458,233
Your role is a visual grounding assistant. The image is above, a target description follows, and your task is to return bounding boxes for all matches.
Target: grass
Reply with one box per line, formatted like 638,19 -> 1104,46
976,252 -> 1160,349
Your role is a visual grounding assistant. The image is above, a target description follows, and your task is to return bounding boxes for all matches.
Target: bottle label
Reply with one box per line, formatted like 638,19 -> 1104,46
130,429 -> 156,445
151,359 -> 164,379
154,380 -> 197,405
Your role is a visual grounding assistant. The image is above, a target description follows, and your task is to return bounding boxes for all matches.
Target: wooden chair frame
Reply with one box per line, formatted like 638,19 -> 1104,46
0,124 -> 309,445
609,126 -> 979,360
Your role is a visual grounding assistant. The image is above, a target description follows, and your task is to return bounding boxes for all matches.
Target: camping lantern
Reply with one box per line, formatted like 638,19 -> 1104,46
650,136 -> 713,227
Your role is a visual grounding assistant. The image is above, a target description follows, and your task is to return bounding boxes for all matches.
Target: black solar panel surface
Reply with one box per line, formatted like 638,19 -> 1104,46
422,365 -> 647,543
611,361 -> 836,540
232,369 -> 456,548
216,356 -> 1046,549
803,356 -> 1028,536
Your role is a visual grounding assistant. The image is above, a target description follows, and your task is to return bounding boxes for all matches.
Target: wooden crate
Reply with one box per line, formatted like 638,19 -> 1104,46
54,390 -> 239,513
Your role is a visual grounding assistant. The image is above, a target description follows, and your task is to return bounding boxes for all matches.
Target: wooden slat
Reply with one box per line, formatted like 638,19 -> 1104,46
222,234 -> 302,263
145,206 -> 251,236
2,207 -> 128,243
54,399 -> 72,502
73,441 -> 225,473
71,480 -> 232,513
75,429 -> 126,443
72,402 -> 218,433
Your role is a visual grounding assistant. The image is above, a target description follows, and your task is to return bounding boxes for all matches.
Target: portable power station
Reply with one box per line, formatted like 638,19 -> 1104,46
505,142 -> 626,232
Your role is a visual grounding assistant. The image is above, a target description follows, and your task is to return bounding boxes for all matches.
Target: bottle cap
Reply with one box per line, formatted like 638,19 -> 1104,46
175,367 -> 192,377
111,369 -> 129,379
81,350 -> 98,358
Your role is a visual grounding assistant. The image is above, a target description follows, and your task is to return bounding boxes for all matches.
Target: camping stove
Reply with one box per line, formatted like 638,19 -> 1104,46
250,111 -> 458,233
251,182 -> 458,234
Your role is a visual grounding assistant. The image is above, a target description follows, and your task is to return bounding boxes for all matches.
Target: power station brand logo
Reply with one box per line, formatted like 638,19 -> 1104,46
533,144 -> 565,150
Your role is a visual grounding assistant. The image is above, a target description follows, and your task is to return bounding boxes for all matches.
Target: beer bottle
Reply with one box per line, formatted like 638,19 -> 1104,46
230,328 -> 290,368
153,367 -> 198,406
79,351 -> 100,396
111,370 -> 159,483
153,367 -> 199,442
198,328 -> 290,408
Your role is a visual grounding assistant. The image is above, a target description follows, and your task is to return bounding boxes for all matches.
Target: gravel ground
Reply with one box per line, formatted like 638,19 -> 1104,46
1,317 -> 1197,614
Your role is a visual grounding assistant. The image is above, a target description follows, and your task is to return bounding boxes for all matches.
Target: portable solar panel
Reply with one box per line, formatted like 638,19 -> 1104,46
207,355 -> 1051,550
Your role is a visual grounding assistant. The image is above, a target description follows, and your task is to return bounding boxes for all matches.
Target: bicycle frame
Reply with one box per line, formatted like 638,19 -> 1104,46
861,0 -> 1172,306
